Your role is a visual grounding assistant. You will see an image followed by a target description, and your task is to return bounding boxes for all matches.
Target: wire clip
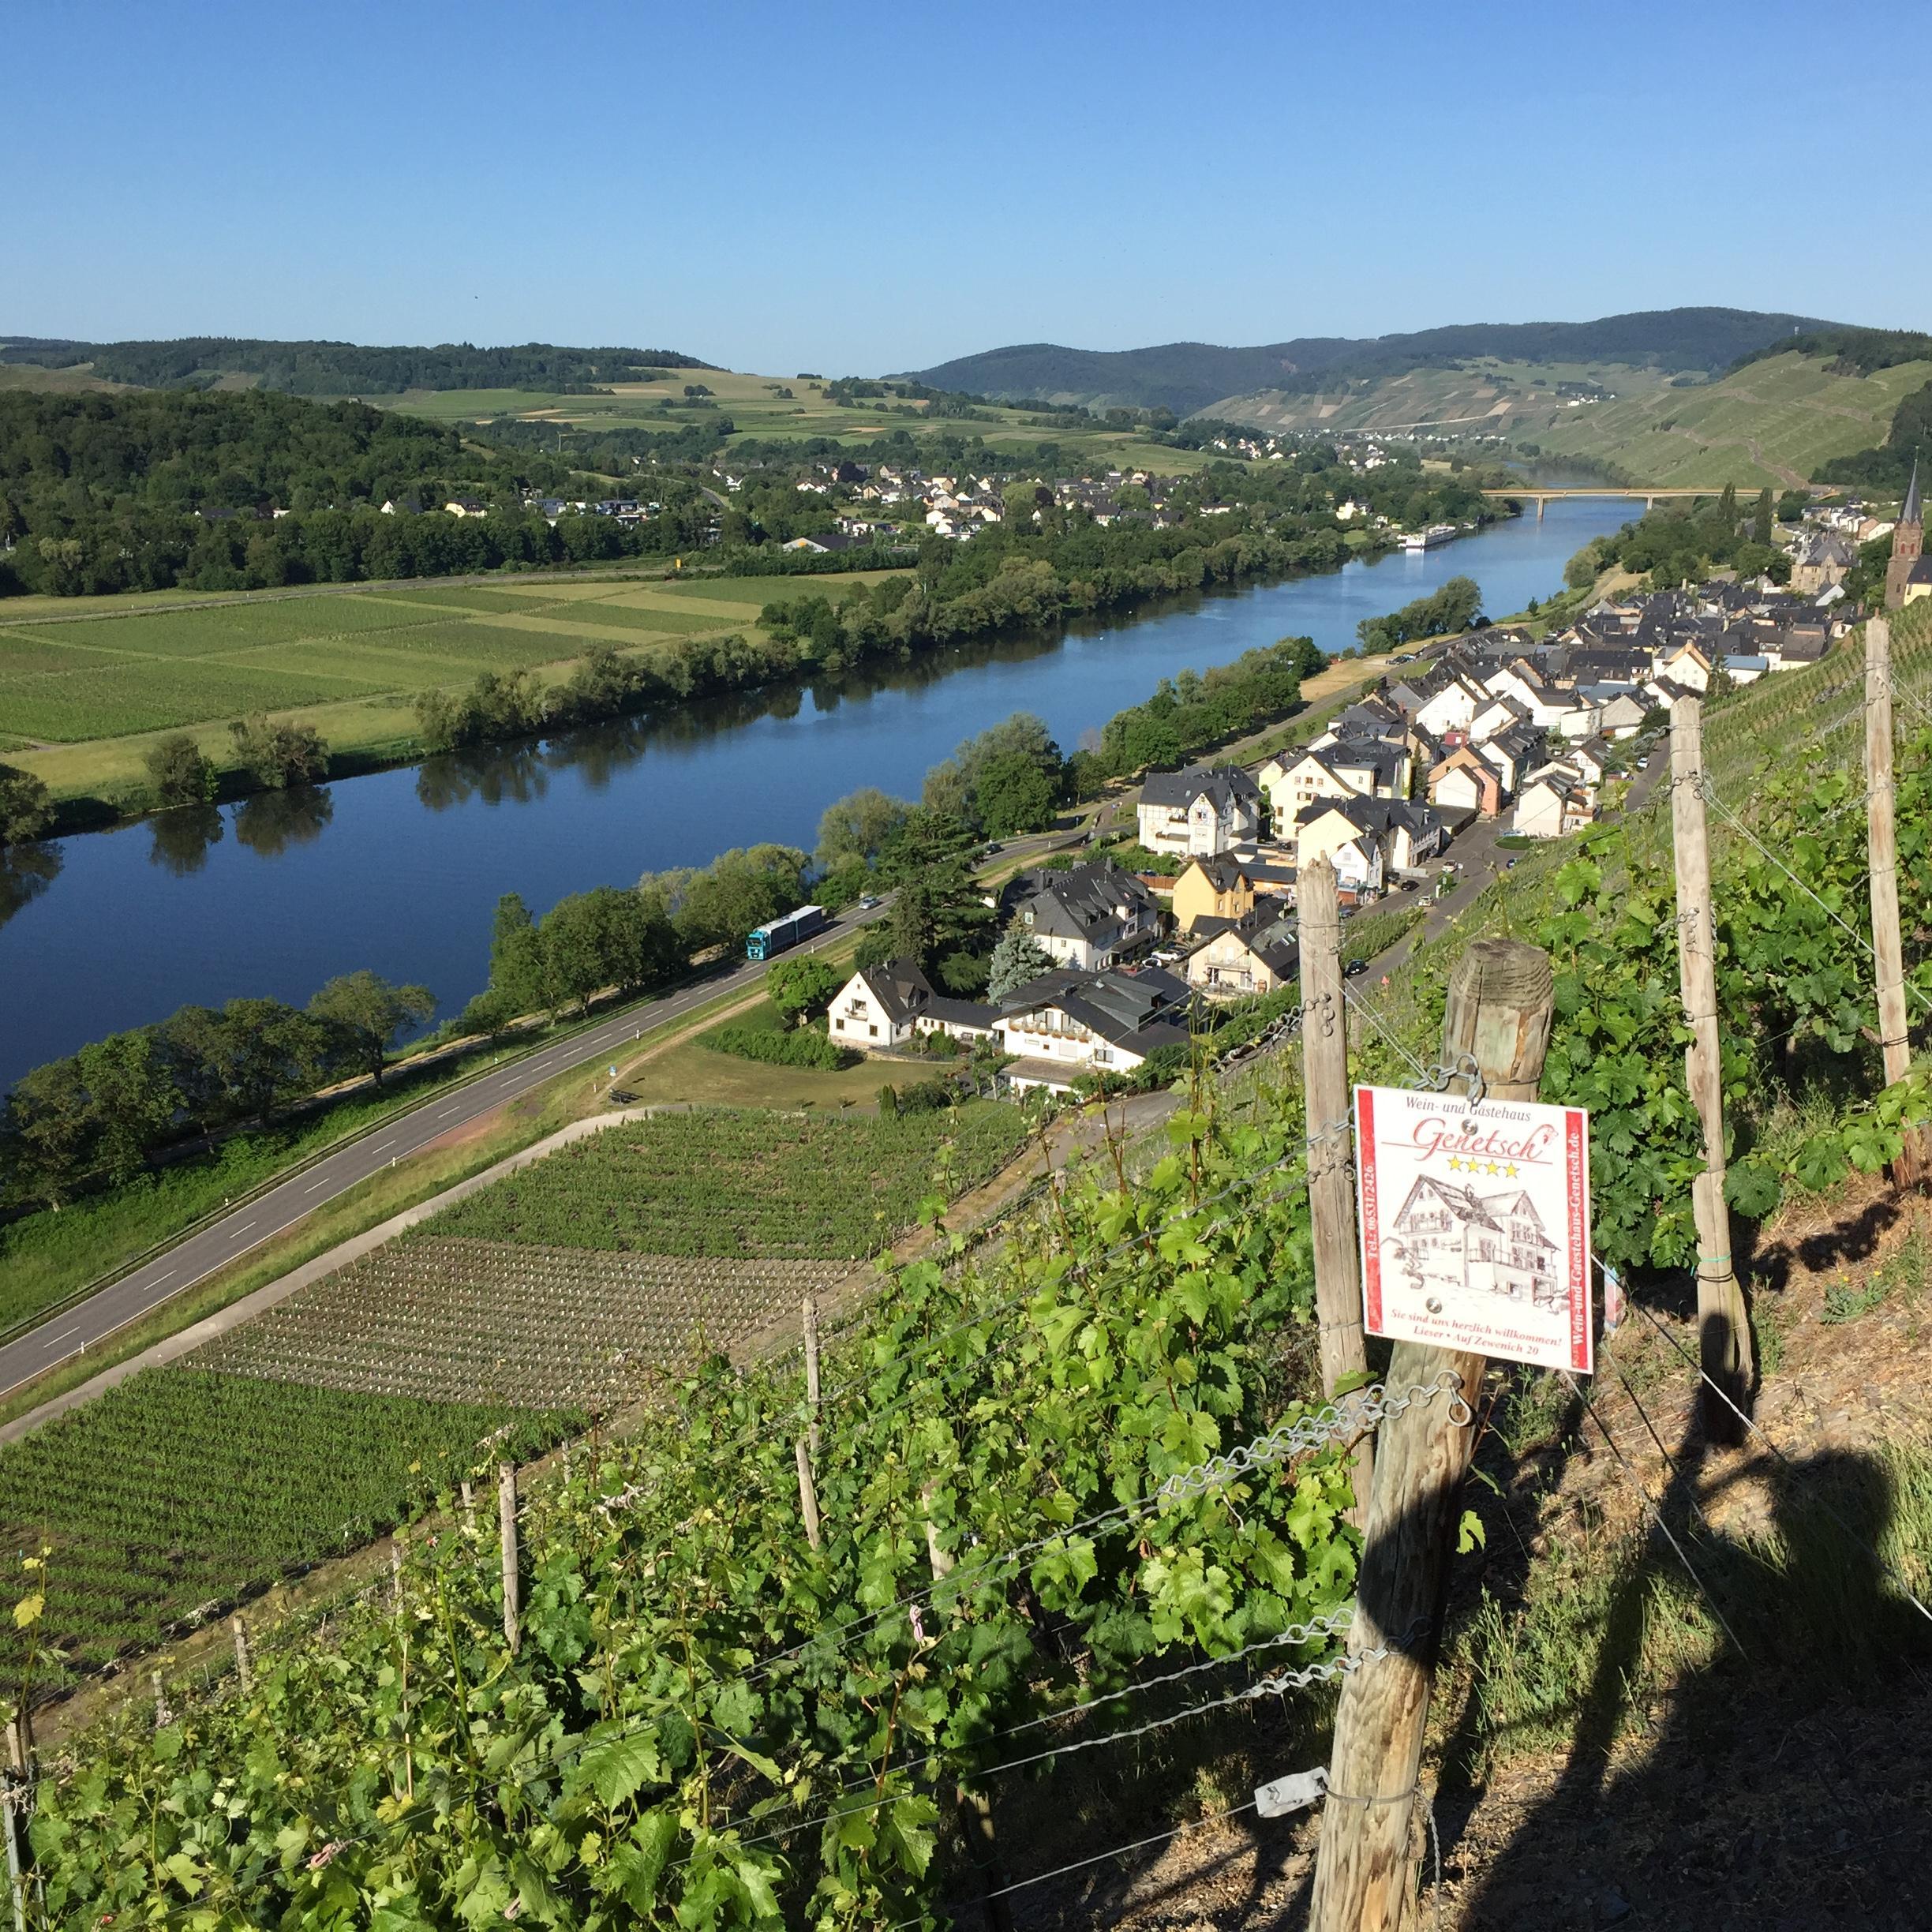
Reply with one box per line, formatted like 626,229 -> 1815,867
1255,1766 -> 1327,1817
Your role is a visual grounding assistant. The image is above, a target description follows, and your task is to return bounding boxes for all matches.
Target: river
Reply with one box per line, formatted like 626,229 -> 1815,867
0,493 -> 1638,1091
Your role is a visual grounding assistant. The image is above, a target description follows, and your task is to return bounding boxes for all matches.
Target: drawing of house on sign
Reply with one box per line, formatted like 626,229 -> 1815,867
1387,1175 -> 1559,1305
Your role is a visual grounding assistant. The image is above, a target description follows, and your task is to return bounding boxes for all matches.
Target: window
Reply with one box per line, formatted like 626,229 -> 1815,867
1094,1048 -> 1114,1065
849,998 -> 868,1017
868,1024 -> 878,1039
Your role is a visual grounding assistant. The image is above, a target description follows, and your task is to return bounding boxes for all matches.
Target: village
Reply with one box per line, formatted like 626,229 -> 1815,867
818,484 -> 1913,1095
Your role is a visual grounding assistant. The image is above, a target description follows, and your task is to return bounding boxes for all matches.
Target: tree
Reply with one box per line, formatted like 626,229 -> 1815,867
230,713 -> 329,790
674,844 -> 808,953
307,972 -> 435,1086
974,748 -> 1060,838
144,733 -> 219,809
75,1032 -> 179,1185
815,788 -> 912,870
490,893 -> 552,1016
0,763 -> 54,846
923,713 -> 1063,833
889,880 -> 938,971
1717,481 -> 1738,530
539,886 -> 679,1016
987,927 -> 1054,1002
767,956 -> 841,1027
1752,486 -> 1774,546
0,1056 -> 95,1206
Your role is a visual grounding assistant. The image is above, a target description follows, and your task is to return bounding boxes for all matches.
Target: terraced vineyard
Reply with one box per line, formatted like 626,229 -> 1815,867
0,1370 -> 571,1668
195,1237 -> 846,1409
426,1104 -> 1030,1258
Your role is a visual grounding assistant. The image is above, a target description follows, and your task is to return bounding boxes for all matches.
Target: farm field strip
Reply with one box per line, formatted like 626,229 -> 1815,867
424,1104 -> 1031,1260
0,659 -> 405,740
0,1368 -> 571,1669
193,1237 -> 847,1410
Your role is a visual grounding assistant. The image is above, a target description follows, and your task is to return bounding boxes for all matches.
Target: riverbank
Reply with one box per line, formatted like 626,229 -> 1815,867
0,494 -> 1640,1090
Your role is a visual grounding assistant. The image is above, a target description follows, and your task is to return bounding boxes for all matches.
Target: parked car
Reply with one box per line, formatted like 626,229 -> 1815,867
1344,958 -> 1369,976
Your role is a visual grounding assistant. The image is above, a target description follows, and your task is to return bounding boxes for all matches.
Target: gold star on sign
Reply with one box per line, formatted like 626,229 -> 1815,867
1505,1163 -> 1519,1178
1446,1155 -> 1462,1171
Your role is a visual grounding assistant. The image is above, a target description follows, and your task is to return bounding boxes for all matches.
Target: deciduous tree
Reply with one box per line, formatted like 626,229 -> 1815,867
307,972 -> 435,1086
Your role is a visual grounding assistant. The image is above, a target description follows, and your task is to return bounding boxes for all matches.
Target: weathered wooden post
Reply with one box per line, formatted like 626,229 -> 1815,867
497,1463 -> 520,1653
1668,696 -> 1754,1438
460,1478 -> 477,1533
391,1537 -> 405,1612
151,1670 -> 173,1730
1865,616 -> 1923,1184
2,1717 -> 25,1932
1297,856 -> 1374,1519
230,1615 -> 252,1695
1310,938 -> 1554,1932
803,1293 -> 822,1460
794,1437 -> 823,1552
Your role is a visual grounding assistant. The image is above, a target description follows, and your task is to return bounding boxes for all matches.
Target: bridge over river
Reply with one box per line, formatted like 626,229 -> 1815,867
1481,485 -> 1818,519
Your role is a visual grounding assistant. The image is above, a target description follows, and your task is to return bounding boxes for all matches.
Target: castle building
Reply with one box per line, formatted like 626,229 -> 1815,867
1885,457 -> 1928,609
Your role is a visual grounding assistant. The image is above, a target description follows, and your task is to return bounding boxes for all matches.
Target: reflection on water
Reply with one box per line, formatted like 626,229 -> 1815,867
0,844 -> 61,932
0,496 -> 1646,1091
148,805 -> 225,877
233,787 -> 334,858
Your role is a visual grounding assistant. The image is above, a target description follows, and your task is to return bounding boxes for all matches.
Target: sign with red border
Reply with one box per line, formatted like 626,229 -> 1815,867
1355,1084 -> 1592,1373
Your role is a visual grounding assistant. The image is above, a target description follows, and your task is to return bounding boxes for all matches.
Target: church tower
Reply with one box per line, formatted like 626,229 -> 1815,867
1886,456 -> 1923,610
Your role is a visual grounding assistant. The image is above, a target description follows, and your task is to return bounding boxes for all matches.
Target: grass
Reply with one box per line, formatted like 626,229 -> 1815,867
425,1104 -> 1028,1260
0,1368 -> 571,1669
0,571 -> 897,803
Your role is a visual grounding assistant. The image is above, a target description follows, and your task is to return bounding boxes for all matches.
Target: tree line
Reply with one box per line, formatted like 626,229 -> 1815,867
0,338 -> 711,393
1563,487 -> 1790,593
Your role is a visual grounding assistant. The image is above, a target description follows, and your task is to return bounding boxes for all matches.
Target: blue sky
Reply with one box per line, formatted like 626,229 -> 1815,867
9,0 -> 1925,374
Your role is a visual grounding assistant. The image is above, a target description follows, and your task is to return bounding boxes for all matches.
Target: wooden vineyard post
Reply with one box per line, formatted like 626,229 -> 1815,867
231,1615 -> 252,1695
795,1437 -> 823,1552
2,1717 -> 24,1932
497,1463 -> 520,1653
1297,856 -> 1373,1520
151,1670 -> 173,1731
803,1294 -> 822,1459
391,1538 -> 405,1612
1311,938 -> 1554,1932
1668,697 -> 1754,1440
460,1479 -> 476,1534
1865,617 -> 1923,1184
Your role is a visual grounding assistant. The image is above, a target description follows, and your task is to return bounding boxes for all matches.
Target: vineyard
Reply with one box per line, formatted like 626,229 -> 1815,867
9,612 -> 1932,1925
424,1103 -> 1029,1258
193,1237 -> 849,1409
0,1370 -> 571,1668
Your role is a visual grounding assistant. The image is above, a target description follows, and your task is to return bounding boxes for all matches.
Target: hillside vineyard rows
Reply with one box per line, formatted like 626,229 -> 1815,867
425,1105 -> 1031,1258
195,1239 -> 850,1410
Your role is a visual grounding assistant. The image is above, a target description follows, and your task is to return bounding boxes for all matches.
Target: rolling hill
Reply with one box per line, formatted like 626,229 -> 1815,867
910,308 -> 1835,415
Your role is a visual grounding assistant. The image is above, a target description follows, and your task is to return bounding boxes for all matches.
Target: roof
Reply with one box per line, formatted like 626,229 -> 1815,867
1139,765 -> 1263,811
855,961 -> 936,1028
998,964 -> 1195,1053
1010,862 -> 1159,943
1392,1174 -> 1554,1243
923,994 -> 998,1031
1182,854 -> 1252,893
1904,455 -> 1922,529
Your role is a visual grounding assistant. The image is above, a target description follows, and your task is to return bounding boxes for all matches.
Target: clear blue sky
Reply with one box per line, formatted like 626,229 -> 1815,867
9,0 -> 1924,375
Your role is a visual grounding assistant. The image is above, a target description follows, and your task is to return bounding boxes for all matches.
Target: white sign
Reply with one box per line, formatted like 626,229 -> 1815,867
1354,1084 -> 1592,1373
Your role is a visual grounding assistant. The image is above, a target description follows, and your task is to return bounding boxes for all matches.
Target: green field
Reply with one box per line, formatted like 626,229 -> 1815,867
378,365 -> 1220,474
0,1368 -> 570,1667
0,571 -> 906,803
1210,351 -> 1928,489
426,1103 -> 1028,1259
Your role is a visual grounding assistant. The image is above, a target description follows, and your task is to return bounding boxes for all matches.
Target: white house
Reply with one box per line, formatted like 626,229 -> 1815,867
1513,774 -> 1597,841
827,963 -> 995,1049
1136,767 -> 1264,858
1185,912 -> 1300,1001
993,966 -> 1194,1092
1006,863 -> 1162,972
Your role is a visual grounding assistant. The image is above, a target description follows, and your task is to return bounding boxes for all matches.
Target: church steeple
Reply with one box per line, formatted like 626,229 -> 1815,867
1886,454 -> 1923,610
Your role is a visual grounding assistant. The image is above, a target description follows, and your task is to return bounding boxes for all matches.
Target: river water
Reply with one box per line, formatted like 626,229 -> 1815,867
0,494 -> 1637,1091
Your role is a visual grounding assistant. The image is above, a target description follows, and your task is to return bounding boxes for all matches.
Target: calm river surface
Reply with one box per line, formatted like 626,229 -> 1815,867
0,494 -> 1637,1090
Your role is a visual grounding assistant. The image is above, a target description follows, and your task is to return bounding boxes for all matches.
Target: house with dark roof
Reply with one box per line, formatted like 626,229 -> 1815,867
1005,863 -> 1162,972
826,962 -> 995,1049
993,964 -> 1195,1091
1135,766 -> 1264,857
1185,906 -> 1299,1002
1171,853 -> 1256,935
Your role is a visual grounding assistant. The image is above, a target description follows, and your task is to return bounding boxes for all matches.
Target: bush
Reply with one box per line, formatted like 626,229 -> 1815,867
705,1020 -> 856,1070
896,1076 -> 957,1114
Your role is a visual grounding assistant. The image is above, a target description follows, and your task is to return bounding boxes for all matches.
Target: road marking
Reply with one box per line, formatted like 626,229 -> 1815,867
232,1220 -> 257,1234
39,1325 -> 81,1350
370,1139 -> 395,1152
148,1269 -> 175,1286
305,1176 -> 332,1193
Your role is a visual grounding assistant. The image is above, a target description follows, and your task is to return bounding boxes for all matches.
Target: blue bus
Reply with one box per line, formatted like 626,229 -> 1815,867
746,903 -> 827,962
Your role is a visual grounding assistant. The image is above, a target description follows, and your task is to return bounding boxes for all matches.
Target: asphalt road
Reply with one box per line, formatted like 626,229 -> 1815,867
0,905 -> 882,1402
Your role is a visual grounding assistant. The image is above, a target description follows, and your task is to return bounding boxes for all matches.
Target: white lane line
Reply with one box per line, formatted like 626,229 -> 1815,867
231,1220 -> 257,1234
148,1268 -> 176,1286
305,1176 -> 332,1193
370,1138 -> 395,1152
39,1325 -> 81,1350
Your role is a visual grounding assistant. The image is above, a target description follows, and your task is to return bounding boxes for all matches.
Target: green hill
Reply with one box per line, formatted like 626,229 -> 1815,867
1209,350 -> 1932,489
911,308 -> 1834,415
